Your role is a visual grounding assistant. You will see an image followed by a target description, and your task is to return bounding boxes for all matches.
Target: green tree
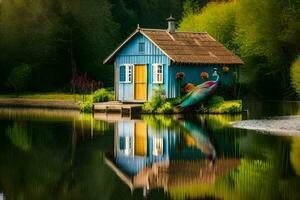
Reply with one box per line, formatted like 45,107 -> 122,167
179,2 -> 239,52
183,0 -> 208,16
235,0 -> 300,98
6,63 -> 32,95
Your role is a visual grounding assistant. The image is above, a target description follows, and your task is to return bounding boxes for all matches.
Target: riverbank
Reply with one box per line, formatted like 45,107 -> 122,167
231,115 -> 300,136
0,93 -> 88,101
0,98 -> 80,110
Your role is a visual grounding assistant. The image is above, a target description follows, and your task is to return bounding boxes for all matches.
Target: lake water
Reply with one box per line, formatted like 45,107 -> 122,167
0,101 -> 300,200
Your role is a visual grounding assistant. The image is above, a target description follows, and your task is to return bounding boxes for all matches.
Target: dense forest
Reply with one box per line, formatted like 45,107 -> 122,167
1,0 -> 300,99
0,0 -> 189,92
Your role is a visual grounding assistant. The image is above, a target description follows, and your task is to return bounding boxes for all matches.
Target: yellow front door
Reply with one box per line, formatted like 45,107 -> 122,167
134,65 -> 147,101
134,121 -> 147,156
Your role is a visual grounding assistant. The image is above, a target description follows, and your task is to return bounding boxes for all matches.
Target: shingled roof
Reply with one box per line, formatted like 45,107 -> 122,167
103,28 -> 244,65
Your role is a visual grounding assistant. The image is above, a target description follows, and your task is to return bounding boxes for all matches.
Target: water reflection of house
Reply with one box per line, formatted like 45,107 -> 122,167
115,120 -> 170,175
106,120 -> 240,195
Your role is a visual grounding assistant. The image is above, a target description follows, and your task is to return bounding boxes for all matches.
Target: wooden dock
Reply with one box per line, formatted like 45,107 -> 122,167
93,101 -> 142,116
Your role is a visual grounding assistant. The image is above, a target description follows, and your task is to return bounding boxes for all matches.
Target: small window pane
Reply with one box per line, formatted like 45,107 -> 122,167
119,65 -> 126,82
139,42 -> 145,53
157,65 -> 162,73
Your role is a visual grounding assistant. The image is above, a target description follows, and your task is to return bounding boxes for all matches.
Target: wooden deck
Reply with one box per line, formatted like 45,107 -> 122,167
93,101 -> 142,116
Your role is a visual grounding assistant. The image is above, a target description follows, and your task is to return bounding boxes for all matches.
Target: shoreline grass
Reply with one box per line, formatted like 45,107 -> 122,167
0,93 -> 91,102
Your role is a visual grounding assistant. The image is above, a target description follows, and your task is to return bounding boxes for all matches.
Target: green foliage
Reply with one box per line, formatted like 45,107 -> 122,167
142,86 -> 175,113
151,85 -> 167,107
80,88 -> 114,113
0,0 -> 186,93
206,95 -> 225,106
202,95 -> 242,114
179,2 -> 239,51
235,0 -> 300,97
291,55 -> 300,97
6,64 -> 32,95
80,98 -> 93,113
142,115 -> 179,130
205,100 -> 242,114
179,0 -> 300,99
92,88 -> 114,103
183,0 -> 202,16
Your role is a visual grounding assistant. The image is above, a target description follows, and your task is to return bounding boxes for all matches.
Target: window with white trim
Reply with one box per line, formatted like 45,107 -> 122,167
119,64 -> 133,83
152,64 -> 163,83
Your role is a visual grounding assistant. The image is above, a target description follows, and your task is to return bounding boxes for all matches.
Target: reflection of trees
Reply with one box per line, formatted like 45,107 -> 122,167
290,138 -> 300,176
142,115 -> 179,130
0,110 -> 119,199
6,122 -> 32,152
0,108 -> 112,133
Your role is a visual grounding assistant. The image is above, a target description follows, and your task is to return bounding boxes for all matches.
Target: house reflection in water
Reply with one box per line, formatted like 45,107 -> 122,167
105,118 -> 240,197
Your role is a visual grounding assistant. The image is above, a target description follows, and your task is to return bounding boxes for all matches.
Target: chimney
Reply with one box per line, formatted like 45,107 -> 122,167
167,15 -> 176,33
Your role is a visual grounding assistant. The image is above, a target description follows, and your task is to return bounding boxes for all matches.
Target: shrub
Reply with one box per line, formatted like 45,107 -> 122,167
6,63 -> 33,95
93,88 -> 114,103
205,100 -> 242,114
80,88 -> 114,113
156,102 -> 173,114
206,95 -> 225,106
142,86 -> 172,113
291,55 -> 300,97
149,85 -> 167,108
80,98 -> 93,113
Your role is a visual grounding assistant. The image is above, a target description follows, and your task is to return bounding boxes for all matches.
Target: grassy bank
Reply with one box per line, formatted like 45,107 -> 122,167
0,89 -> 114,112
0,93 -> 91,101
200,100 -> 242,114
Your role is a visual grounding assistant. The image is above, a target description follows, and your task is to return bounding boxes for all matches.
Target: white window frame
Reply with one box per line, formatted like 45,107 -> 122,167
152,63 -> 163,84
119,64 -> 133,83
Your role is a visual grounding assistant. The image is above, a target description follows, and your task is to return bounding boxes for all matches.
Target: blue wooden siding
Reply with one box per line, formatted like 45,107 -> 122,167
115,34 -> 170,102
168,64 -> 238,98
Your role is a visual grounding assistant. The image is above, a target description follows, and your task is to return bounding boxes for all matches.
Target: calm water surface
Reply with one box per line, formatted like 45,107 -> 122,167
0,101 -> 300,200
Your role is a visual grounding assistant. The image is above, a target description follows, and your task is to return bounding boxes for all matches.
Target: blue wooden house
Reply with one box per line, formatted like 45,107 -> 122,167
104,16 -> 243,102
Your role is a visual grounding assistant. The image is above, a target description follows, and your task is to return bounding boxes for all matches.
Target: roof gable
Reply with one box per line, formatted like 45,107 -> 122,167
117,32 -> 165,57
103,28 -> 244,65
